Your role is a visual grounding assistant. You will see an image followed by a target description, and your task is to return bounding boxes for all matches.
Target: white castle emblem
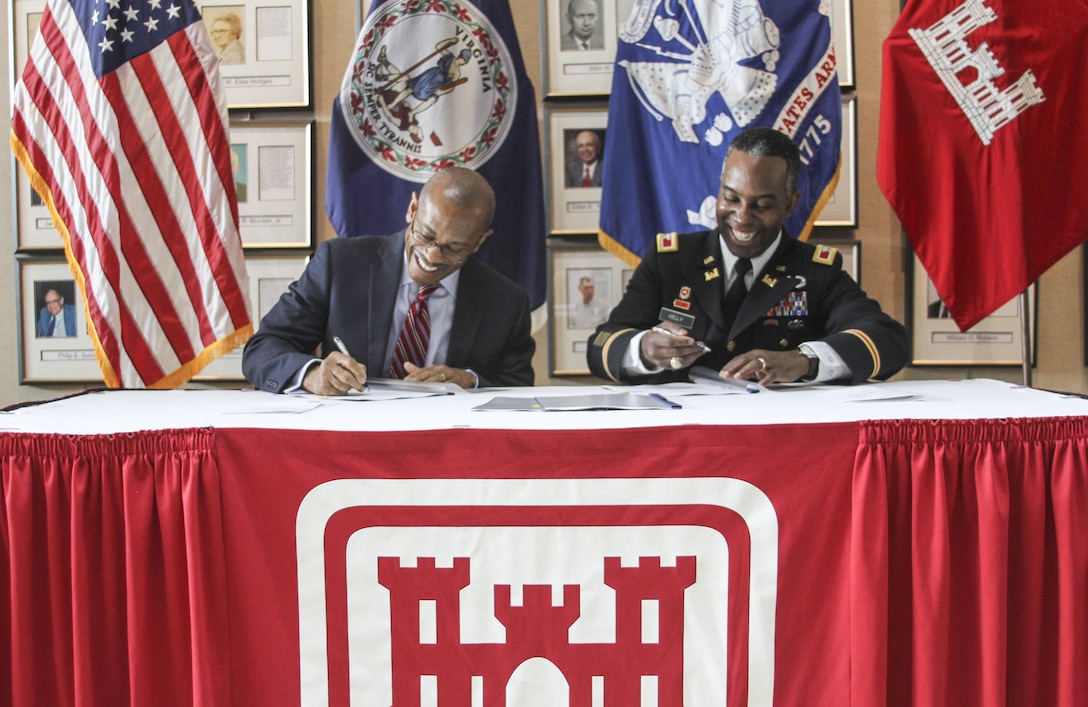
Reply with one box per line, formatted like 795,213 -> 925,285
908,0 -> 1044,145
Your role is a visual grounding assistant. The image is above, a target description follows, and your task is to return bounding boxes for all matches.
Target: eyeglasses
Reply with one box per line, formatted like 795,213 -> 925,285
409,220 -> 470,260
45,298 -> 61,305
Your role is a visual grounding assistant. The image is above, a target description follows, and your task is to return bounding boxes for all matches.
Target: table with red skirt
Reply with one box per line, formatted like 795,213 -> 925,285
2,379 -> 1087,706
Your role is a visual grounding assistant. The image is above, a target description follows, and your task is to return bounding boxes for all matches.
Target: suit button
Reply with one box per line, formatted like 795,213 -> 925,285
779,338 -> 789,347
727,341 -> 736,352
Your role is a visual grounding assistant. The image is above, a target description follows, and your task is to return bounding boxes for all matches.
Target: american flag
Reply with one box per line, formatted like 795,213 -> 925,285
10,0 -> 252,388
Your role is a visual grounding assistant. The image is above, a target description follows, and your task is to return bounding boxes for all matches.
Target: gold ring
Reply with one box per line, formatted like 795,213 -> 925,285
669,356 -> 683,370
756,357 -> 767,371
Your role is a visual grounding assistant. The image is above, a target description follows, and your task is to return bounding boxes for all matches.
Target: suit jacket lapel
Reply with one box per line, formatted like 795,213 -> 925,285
367,234 -> 405,370
688,230 -> 728,330
447,260 -> 483,366
729,238 -> 800,338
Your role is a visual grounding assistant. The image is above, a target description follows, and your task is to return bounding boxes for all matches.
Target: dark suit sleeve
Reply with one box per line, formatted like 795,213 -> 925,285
586,251 -> 669,383
812,264 -> 910,382
473,290 -> 535,387
450,263 -> 535,387
565,161 -> 578,188
241,241 -> 335,392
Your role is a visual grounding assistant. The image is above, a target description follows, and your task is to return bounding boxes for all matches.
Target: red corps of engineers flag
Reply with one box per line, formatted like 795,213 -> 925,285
10,0 -> 252,388
878,0 -> 1088,331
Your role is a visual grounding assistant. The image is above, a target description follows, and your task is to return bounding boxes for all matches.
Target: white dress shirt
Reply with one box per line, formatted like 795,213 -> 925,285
50,309 -> 70,337
381,263 -> 461,374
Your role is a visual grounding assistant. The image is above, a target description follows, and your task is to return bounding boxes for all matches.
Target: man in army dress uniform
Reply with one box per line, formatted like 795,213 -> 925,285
587,127 -> 908,385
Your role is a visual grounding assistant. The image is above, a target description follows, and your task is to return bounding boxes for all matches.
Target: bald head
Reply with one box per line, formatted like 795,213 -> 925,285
404,167 -> 496,286
575,130 -> 600,164
419,167 -> 496,233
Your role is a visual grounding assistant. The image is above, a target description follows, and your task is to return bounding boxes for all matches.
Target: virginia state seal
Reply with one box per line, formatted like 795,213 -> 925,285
339,0 -> 517,182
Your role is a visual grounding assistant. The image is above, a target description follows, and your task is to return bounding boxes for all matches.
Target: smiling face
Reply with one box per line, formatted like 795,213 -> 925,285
402,172 -> 493,287
44,290 -> 63,315
211,20 -> 235,49
575,131 -> 599,165
715,150 -> 799,260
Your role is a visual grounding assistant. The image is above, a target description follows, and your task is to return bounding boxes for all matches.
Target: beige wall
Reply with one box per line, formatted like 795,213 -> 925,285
1,0 -> 1084,406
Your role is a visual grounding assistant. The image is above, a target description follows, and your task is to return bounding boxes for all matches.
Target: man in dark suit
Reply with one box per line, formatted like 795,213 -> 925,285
565,130 -> 603,188
243,168 -> 534,395
587,127 -> 908,385
36,288 -> 77,337
560,0 -> 604,51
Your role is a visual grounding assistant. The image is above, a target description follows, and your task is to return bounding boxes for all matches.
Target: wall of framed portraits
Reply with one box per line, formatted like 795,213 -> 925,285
1,0 -> 1086,405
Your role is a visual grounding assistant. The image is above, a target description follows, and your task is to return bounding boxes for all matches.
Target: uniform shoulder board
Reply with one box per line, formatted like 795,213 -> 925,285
812,244 -> 839,265
656,232 -> 679,253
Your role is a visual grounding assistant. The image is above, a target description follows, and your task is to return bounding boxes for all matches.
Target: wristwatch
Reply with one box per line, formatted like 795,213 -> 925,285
797,344 -> 819,381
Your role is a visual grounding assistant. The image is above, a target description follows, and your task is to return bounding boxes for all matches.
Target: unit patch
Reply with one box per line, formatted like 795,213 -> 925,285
812,245 -> 838,265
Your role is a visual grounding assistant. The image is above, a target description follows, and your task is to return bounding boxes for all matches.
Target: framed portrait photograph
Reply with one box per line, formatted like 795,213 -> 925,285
549,242 -> 627,375
194,253 -> 309,380
815,95 -> 857,228
910,255 -> 1037,366
831,0 -> 855,89
545,106 -> 608,235
17,258 -> 104,383
12,172 -> 61,252
9,0 -> 43,83
200,0 -> 311,109
9,0 -> 61,252
543,0 -> 623,96
230,121 -> 314,250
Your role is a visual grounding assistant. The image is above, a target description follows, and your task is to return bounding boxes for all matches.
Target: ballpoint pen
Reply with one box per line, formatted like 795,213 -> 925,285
332,336 -> 368,392
651,326 -> 712,353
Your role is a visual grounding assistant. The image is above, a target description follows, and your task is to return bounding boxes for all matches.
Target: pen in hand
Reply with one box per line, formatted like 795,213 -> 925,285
651,326 -> 712,353
332,335 -> 367,392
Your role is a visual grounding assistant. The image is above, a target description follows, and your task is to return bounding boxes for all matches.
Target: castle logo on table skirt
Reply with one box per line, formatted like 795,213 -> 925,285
296,477 -> 780,705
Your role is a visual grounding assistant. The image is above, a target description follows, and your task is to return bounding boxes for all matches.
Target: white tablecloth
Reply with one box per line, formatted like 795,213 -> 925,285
3,378 -> 1085,434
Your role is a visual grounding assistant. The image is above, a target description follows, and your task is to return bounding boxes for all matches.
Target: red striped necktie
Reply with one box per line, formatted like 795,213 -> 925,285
389,284 -> 440,379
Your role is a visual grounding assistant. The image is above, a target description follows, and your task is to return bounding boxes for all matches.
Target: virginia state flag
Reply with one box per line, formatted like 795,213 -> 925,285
327,0 -> 547,308
599,0 -> 842,265
878,0 -> 1088,331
